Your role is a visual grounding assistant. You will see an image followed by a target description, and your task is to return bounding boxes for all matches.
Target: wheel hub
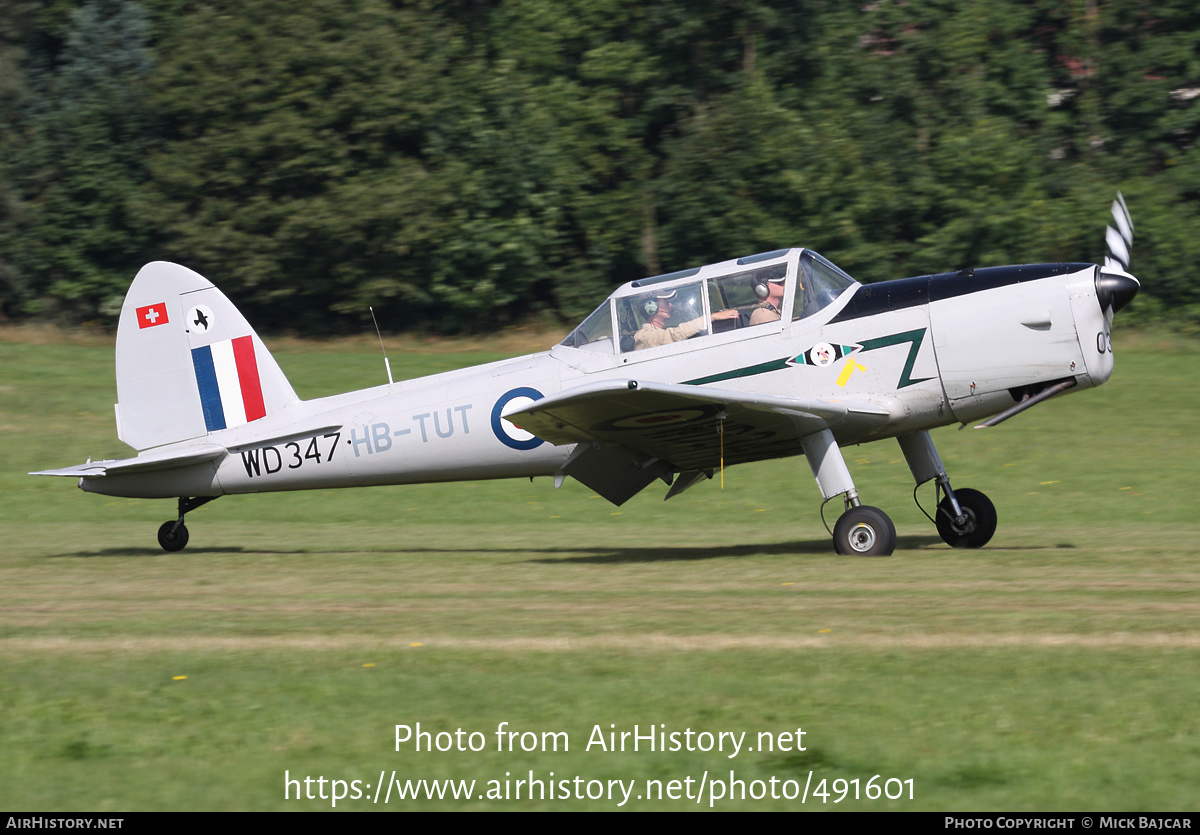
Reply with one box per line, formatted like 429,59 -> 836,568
949,508 -> 977,535
848,523 -> 877,552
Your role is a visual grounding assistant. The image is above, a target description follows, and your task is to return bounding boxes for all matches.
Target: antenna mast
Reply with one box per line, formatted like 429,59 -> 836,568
370,307 -> 394,385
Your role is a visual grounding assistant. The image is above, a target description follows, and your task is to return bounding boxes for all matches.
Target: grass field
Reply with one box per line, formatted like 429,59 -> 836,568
1,326 -> 1198,810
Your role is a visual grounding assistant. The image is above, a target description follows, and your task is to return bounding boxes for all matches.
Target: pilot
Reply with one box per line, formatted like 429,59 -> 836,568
633,290 -> 739,350
748,274 -> 787,326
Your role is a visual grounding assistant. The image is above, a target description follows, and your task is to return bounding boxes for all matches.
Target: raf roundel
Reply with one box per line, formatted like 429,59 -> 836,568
603,407 -> 717,431
491,387 -> 546,450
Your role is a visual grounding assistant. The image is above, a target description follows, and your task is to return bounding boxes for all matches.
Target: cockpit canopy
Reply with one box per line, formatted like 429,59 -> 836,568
559,248 -> 858,354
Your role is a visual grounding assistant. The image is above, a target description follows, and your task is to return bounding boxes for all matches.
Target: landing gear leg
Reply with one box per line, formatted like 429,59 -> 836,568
157,496 -> 217,553
802,428 -> 896,556
898,431 -> 997,549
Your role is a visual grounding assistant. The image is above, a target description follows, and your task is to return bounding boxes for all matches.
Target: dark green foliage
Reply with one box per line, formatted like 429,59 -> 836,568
3,0 -> 156,322
2,0 -> 1199,332
0,0 -> 43,320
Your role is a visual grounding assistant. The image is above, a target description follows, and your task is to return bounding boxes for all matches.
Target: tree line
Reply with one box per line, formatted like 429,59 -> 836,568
2,0 -> 1198,335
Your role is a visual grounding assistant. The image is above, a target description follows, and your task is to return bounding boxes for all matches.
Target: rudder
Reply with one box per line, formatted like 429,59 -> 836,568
115,262 -> 298,450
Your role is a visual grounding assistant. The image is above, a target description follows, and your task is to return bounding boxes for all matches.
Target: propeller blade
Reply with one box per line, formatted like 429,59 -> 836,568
1104,227 -> 1130,271
1113,191 -> 1134,239
1097,192 -> 1140,314
1103,191 -> 1134,273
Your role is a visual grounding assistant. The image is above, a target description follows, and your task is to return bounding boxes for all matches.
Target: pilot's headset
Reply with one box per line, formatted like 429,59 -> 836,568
642,289 -> 677,317
753,272 -> 786,300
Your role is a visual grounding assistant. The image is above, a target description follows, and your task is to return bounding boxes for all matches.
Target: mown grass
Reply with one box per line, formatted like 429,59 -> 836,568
1,327 -> 1198,810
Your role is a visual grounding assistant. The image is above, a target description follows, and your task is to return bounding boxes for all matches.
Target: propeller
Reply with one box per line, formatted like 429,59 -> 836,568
1104,192 -> 1134,272
1096,192 -> 1140,318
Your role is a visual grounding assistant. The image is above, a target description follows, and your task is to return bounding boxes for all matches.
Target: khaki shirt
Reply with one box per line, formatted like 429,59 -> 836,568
748,302 -> 781,326
633,316 -> 704,350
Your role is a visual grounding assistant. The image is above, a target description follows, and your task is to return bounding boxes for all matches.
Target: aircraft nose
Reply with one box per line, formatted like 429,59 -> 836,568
1095,270 -> 1140,314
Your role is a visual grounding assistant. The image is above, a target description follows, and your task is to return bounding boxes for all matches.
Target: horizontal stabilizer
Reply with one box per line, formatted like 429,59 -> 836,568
225,425 -> 344,453
31,444 -> 226,479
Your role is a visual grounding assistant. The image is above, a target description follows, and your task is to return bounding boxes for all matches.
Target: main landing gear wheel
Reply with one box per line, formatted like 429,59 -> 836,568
935,487 -> 996,549
833,505 -> 897,557
157,521 -> 189,552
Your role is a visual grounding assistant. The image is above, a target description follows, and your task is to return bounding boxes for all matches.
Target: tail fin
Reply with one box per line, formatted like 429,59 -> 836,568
115,262 -> 299,451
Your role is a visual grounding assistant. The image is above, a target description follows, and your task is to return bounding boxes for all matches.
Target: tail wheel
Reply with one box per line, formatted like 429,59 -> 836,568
833,506 -> 896,557
157,521 -> 189,552
935,488 -> 996,549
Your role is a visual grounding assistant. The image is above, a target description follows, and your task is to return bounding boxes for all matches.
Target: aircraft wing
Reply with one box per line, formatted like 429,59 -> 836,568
30,443 -> 227,478
503,380 -> 891,504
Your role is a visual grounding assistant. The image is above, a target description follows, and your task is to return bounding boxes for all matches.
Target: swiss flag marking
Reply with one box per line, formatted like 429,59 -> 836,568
137,302 -> 169,329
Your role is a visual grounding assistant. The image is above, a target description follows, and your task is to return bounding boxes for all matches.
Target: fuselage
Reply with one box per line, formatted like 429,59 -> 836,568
82,249 -> 1120,501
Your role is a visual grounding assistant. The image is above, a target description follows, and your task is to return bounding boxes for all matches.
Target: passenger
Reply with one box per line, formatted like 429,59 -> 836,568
748,274 -> 787,325
633,290 -> 739,350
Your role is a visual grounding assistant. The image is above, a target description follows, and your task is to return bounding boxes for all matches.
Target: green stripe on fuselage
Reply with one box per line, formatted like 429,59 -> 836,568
682,328 -> 931,389
683,357 -> 793,386
858,328 -> 931,388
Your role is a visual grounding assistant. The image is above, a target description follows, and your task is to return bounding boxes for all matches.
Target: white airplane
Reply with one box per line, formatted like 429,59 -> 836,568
33,197 -> 1140,556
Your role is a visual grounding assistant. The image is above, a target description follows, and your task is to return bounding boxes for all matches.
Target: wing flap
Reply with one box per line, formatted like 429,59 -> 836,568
560,442 -> 671,506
